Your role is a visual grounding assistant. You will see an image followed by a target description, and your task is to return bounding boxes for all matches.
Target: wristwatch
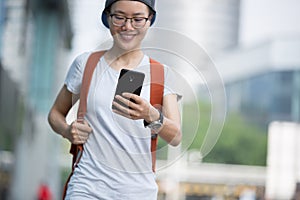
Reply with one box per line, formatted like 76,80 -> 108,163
144,109 -> 164,132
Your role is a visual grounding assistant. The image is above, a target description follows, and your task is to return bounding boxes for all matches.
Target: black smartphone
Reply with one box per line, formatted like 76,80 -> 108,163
112,69 -> 145,110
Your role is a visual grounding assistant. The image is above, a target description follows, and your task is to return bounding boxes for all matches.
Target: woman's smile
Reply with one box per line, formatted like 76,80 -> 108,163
119,32 -> 137,42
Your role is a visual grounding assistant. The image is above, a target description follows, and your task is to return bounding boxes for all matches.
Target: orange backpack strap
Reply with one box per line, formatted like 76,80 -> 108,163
69,51 -> 105,165
149,58 -> 164,172
77,51 -> 106,120
63,51 -> 105,199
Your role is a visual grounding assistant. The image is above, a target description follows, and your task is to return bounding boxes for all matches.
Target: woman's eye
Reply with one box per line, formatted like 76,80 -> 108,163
115,16 -> 125,20
134,18 -> 144,22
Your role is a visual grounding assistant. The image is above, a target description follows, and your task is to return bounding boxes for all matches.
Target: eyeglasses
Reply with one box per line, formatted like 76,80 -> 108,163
110,14 -> 149,29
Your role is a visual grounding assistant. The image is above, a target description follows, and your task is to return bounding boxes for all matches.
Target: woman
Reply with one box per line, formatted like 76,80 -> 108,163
48,0 -> 182,199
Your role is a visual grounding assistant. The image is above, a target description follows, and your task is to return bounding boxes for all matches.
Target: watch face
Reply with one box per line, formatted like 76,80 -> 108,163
148,121 -> 162,131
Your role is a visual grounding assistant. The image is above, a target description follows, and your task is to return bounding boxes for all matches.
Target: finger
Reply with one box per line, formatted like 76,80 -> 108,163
114,95 -> 138,110
113,101 -> 129,114
112,104 -> 139,119
122,93 -> 142,104
75,131 -> 89,144
81,120 -> 93,132
112,98 -> 130,113
74,120 -> 93,133
112,108 -> 130,118
76,117 -> 84,124
114,95 -> 130,106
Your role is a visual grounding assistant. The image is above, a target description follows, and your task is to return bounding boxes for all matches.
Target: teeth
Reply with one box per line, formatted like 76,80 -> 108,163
120,34 -> 135,41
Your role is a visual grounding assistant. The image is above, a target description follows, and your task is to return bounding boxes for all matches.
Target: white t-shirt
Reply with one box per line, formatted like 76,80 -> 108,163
64,52 -> 181,200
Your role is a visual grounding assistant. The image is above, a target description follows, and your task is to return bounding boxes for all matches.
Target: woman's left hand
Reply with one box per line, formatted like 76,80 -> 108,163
112,92 -> 159,122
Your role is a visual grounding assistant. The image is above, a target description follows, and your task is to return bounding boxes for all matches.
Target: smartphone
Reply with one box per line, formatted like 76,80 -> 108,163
112,69 -> 145,110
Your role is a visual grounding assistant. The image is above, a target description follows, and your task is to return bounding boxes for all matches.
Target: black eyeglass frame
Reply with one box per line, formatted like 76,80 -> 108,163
109,14 -> 150,29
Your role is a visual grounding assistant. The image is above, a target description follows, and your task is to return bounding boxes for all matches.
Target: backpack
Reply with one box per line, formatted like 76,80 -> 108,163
62,51 -> 164,199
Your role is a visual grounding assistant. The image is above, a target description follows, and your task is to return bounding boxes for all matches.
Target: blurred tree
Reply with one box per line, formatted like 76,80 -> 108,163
183,100 -> 267,166
203,113 -> 267,166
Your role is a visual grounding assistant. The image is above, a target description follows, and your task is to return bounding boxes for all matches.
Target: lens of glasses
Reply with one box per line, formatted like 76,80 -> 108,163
111,15 -> 148,29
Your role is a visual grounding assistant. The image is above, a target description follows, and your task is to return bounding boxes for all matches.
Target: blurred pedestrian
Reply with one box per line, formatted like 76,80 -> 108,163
37,183 -> 52,200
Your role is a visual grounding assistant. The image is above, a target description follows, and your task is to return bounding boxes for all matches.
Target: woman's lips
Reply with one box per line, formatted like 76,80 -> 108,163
119,33 -> 136,42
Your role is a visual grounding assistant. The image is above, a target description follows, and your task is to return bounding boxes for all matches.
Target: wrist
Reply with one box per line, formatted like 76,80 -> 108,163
61,123 -> 71,140
145,107 -> 160,123
144,109 -> 164,132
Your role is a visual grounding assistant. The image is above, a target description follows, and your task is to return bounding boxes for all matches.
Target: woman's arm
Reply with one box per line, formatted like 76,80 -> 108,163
155,94 -> 182,146
48,85 -> 92,144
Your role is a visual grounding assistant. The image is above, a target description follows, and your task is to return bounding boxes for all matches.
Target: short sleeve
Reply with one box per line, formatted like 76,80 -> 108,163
64,52 -> 91,94
163,65 -> 183,101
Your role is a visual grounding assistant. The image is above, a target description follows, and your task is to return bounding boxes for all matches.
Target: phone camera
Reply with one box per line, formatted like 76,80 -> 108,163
129,75 -> 134,82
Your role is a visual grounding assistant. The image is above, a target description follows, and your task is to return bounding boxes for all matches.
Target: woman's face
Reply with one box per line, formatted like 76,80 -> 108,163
108,0 -> 152,51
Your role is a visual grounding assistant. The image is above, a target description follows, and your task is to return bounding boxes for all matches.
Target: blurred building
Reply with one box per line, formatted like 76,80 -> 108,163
154,0 -> 299,130
156,159 -> 265,200
214,35 -> 300,199
215,36 -> 300,128
155,0 -> 240,54
0,0 -> 72,199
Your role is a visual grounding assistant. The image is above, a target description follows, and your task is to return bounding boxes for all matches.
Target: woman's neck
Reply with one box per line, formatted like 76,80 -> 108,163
105,47 -> 144,71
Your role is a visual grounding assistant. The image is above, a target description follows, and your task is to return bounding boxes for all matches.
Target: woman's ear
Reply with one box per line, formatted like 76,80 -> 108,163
148,14 -> 154,26
148,14 -> 153,21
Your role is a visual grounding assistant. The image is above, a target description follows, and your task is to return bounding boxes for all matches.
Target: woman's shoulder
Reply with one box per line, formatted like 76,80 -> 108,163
72,51 -> 92,66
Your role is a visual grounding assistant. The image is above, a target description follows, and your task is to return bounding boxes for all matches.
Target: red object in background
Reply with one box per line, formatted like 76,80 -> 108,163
37,184 -> 52,200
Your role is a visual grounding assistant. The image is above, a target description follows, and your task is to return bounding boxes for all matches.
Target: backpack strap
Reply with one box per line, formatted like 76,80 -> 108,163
149,58 -> 164,172
63,51 -> 105,199
77,51 -> 106,120
69,51 -> 105,166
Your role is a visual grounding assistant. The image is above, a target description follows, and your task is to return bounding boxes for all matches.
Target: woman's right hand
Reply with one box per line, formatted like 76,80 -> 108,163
65,119 -> 93,144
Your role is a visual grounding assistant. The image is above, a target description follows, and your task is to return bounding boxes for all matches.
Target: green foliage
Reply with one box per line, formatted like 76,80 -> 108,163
182,100 -> 267,166
203,113 -> 267,166
157,100 -> 211,160
181,100 -> 210,150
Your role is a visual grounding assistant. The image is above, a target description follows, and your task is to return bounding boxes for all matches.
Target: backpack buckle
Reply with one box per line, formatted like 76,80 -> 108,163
151,133 -> 158,139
